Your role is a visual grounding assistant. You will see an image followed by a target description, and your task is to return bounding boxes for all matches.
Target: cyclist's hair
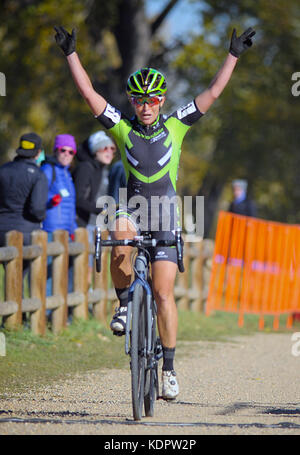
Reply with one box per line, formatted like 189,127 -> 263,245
126,68 -> 167,97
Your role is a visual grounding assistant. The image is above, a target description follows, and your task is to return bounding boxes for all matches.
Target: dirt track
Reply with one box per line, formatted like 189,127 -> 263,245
1,332 -> 300,436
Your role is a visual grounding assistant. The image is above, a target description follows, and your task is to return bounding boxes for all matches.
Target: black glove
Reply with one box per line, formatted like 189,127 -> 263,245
54,26 -> 76,56
229,27 -> 256,58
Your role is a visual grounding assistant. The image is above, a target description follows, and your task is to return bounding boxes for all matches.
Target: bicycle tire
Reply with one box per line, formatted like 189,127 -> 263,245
144,316 -> 157,417
130,283 -> 146,421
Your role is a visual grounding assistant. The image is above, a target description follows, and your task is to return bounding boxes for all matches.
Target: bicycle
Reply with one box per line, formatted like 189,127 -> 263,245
95,226 -> 184,420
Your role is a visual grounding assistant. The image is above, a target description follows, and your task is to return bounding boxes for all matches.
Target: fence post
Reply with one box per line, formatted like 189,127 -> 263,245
52,229 -> 69,333
191,240 -> 204,312
4,231 -> 23,328
30,230 -> 47,335
73,228 -> 89,320
176,240 -> 190,310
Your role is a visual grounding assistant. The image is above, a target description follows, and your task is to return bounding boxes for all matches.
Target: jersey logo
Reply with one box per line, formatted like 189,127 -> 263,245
177,101 -> 196,120
150,131 -> 167,144
155,251 -> 168,259
104,103 -> 121,124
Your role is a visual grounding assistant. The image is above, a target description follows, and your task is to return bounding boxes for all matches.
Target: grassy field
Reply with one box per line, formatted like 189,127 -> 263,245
0,310 -> 298,394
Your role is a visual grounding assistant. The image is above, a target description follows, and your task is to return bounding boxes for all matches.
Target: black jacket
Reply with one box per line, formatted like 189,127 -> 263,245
0,156 -> 48,237
229,198 -> 257,217
108,159 -> 126,204
72,140 -> 105,227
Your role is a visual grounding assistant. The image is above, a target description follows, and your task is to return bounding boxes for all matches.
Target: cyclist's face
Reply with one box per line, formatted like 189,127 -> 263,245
132,97 -> 165,125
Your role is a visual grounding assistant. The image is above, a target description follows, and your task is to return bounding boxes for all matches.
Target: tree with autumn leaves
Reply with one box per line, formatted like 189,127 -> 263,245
0,0 -> 299,236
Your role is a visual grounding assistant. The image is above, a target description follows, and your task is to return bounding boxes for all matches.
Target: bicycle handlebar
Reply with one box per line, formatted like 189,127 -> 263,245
95,227 -> 185,273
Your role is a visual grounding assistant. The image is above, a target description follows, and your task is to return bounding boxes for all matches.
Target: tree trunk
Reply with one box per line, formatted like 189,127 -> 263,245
198,174 -> 226,239
87,0 -> 180,113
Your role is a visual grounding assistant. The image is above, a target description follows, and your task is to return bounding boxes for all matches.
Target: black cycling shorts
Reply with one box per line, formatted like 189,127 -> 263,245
111,206 -> 178,265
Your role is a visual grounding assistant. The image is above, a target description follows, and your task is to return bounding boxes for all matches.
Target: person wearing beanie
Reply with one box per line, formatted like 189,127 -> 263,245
229,179 -> 257,217
41,134 -> 78,298
0,132 -> 48,247
0,133 -> 48,304
72,130 -> 116,284
41,134 -> 77,236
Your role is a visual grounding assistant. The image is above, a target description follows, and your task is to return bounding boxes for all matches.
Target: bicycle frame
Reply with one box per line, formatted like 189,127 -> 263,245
94,227 -> 184,419
125,250 -> 153,357
95,226 -> 184,358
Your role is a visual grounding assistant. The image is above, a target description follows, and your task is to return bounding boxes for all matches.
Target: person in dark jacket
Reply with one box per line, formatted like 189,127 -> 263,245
72,130 -> 116,284
73,130 -> 116,227
228,179 -> 257,217
0,133 -> 48,304
0,132 -> 48,247
108,159 -> 126,205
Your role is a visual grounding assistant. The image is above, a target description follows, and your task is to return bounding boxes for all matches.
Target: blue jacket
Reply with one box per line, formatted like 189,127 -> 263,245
41,157 -> 77,234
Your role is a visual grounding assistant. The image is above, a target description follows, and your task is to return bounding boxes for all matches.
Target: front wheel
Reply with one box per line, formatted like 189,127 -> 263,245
130,284 -> 146,421
144,316 -> 158,417
144,364 -> 157,417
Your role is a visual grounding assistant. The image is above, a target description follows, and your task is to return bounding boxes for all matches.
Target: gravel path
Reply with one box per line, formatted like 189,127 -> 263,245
1,332 -> 300,435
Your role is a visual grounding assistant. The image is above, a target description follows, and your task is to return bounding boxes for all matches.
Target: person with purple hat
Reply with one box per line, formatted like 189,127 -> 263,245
41,134 -> 77,236
41,134 -> 77,298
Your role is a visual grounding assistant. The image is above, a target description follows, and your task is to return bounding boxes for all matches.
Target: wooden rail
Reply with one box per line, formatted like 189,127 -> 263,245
0,229 -> 213,335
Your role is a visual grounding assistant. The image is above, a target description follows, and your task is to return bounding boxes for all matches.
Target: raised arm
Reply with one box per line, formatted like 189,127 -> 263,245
54,26 -> 106,117
195,27 -> 255,114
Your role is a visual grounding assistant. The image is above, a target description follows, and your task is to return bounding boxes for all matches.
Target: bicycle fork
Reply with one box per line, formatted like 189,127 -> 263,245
125,254 -> 152,356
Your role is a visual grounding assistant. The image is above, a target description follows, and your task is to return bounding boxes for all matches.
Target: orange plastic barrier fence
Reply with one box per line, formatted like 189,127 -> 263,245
206,211 -> 300,329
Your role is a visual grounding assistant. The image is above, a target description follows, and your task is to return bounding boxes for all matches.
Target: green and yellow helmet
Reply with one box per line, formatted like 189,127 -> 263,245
126,67 -> 167,97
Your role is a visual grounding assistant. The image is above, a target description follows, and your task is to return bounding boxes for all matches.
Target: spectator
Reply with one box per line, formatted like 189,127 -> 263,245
228,179 -> 257,217
108,159 -> 126,205
73,131 -> 116,226
0,132 -> 48,298
72,130 -> 116,284
0,132 -> 48,245
41,134 -> 77,296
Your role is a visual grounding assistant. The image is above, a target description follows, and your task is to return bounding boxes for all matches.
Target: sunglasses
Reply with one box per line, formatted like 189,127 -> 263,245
130,95 -> 163,106
57,148 -> 75,156
102,146 -> 116,152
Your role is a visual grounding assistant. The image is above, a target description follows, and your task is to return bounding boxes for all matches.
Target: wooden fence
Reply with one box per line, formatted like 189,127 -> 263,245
0,228 -> 213,335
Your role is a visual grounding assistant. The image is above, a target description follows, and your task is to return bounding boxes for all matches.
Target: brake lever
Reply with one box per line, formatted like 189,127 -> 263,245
175,229 -> 185,273
95,226 -> 102,273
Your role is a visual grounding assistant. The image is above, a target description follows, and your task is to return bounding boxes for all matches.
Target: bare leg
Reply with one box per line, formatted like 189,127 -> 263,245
151,260 -> 178,348
110,217 -> 137,289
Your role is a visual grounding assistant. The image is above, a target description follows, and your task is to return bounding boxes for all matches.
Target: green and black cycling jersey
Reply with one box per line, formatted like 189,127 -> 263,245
96,100 -> 203,203
96,100 -> 203,263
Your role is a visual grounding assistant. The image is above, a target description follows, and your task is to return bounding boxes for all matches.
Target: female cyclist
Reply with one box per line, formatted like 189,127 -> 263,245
54,25 -> 255,400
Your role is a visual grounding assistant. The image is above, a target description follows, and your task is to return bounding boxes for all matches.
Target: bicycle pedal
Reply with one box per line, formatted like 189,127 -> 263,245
113,330 -> 125,337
